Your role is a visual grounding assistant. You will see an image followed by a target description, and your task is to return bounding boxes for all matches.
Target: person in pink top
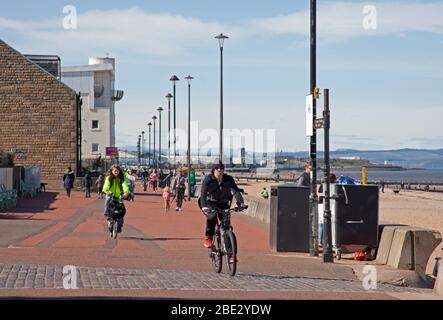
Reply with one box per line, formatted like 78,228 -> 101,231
162,186 -> 173,211
150,169 -> 159,191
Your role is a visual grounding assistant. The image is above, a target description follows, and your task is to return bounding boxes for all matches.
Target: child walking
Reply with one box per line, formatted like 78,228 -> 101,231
162,187 -> 173,212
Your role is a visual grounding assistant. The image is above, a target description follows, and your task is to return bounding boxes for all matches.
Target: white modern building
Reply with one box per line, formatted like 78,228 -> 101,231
61,57 -> 124,160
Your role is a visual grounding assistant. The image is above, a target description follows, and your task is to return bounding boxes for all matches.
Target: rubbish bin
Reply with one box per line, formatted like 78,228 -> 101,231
332,184 -> 379,253
270,184 -> 310,252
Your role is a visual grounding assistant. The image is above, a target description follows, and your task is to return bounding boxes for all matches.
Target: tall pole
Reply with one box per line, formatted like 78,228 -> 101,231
157,107 -> 163,168
219,45 -> 223,162
215,34 -> 228,163
309,0 -> 319,256
323,88 -> 333,262
170,76 -> 179,171
148,123 -> 152,166
141,131 -> 145,166
185,75 -> 194,201
166,93 -> 173,172
152,116 -> 157,167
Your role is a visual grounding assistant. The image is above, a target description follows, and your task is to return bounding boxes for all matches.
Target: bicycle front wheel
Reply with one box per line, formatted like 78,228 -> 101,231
112,220 -> 119,239
224,231 -> 237,276
210,234 -> 222,273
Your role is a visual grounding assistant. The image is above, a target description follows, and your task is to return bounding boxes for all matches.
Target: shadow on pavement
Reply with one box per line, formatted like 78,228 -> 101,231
121,236 -> 200,241
0,192 -> 58,219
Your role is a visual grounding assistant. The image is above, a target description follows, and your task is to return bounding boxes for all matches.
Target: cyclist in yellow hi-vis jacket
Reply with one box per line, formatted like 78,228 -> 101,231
102,164 -> 129,233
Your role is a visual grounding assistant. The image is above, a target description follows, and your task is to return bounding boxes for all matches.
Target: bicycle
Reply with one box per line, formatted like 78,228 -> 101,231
106,195 -> 126,239
204,205 -> 248,276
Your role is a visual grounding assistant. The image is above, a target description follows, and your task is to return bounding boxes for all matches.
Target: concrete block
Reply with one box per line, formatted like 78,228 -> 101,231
387,227 -> 441,279
434,264 -> 443,295
376,225 -> 410,264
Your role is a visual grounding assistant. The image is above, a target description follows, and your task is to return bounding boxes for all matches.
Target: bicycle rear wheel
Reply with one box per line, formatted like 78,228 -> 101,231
224,231 -> 237,276
210,233 -> 222,273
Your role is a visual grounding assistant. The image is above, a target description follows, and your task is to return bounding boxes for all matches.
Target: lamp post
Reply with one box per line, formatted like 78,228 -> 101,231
309,0 -> 319,257
185,75 -> 194,201
148,123 -> 152,166
170,75 -> 180,171
137,135 -> 141,166
165,93 -> 173,172
215,33 -> 228,163
157,107 -> 163,168
141,131 -> 145,166
152,115 -> 157,167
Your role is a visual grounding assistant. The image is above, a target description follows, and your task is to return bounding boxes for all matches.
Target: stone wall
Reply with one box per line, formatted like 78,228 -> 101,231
0,40 -> 78,190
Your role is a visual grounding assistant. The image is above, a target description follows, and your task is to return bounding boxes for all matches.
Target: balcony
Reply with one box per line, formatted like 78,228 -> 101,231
112,90 -> 124,101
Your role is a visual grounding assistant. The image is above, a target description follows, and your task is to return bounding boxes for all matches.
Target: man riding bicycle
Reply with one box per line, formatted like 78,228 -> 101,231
200,161 -> 246,251
102,165 -> 129,234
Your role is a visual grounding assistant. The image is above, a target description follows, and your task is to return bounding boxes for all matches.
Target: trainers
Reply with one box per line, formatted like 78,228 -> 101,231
229,256 -> 237,264
178,208 -> 183,212
204,237 -> 212,248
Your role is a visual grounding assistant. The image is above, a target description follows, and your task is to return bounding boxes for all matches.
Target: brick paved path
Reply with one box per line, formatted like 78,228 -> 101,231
0,263 -> 433,294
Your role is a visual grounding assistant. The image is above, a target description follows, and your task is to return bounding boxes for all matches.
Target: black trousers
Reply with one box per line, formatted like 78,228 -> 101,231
205,202 -> 230,237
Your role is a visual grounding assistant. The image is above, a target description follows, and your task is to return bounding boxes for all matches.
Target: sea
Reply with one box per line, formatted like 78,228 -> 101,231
317,169 -> 443,184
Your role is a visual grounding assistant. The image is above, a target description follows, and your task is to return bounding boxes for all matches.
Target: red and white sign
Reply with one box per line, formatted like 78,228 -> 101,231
106,147 -> 119,157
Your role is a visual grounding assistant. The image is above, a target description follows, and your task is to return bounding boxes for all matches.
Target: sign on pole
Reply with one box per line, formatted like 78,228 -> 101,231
306,94 -> 314,137
106,147 -> 119,157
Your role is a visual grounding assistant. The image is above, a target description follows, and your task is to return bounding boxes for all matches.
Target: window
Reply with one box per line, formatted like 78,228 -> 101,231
92,120 -> 99,129
92,143 -> 99,153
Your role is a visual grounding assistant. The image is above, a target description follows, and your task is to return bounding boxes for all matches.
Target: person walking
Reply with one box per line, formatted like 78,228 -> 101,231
189,170 -> 196,197
83,171 -> 92,198
63,167 -> 75,198
150,169 -> 159,191
162,186 -> 173,212
96,174 -> 104,199
172,169 -> 186,212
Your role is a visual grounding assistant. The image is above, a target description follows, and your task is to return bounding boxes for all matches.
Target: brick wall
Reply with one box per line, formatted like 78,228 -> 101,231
0,40 -> 78,190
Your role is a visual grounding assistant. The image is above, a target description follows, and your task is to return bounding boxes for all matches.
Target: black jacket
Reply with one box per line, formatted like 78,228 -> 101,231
200,173 -> 244,208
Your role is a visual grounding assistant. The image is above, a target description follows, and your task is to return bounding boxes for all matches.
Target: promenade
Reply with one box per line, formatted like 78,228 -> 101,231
0,186 -> 438,299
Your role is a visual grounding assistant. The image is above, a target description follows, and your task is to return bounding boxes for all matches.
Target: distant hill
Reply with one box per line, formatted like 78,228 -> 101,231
282,149 -> 443,169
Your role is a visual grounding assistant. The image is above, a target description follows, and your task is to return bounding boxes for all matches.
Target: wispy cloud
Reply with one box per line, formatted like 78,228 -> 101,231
250,2 -> 443,41
1,2 -> 442,59
0,7 -> 245,57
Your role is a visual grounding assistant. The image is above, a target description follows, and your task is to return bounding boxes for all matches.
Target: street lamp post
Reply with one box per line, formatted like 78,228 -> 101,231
309,0 -> 319,256
148,123 -> 152,166
185,75 -> 194,201
170,75 -> 180,171
215,33 -> 228,163
141,131 -> 145,166
166,93 -> 173,172
152,115 -> 157,167
137,135 -> 141,166
157,107 -> 164,169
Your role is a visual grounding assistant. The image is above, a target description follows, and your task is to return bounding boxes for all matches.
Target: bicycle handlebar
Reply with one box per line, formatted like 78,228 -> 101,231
202,205 -> 248,216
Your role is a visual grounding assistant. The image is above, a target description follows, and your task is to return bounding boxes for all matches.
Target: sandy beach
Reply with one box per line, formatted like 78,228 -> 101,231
238,180 -> 443,273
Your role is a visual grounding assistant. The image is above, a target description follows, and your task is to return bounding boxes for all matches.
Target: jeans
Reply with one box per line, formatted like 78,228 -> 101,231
85,187 -> 91,198
319,223 -> 324,245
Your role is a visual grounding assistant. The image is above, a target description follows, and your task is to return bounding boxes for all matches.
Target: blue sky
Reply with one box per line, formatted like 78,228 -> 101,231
1,0 -> 442,152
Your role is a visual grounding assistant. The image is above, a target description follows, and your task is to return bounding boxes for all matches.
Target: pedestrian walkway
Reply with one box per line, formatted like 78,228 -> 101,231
0,186 -> 440,299
0,263 -> 433,294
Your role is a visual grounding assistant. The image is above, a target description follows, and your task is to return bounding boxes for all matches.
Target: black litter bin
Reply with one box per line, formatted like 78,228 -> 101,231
270,184 -> 310,252
333,184 -> 379,248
